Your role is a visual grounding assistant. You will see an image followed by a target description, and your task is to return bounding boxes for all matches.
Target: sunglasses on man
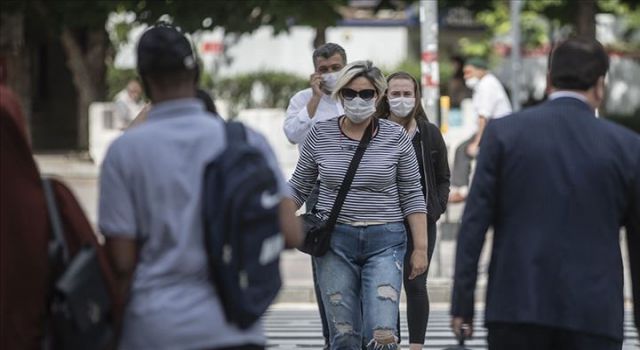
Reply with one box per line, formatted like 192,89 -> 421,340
340,88 -> 376,101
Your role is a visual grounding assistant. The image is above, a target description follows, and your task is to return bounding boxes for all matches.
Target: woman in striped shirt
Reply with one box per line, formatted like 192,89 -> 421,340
288,61 -> 428,350
375,72 -> 451,350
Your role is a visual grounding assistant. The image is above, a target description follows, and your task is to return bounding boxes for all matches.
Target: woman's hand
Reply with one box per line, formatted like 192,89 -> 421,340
409,248 -> 428,280
406,213 -> 428,279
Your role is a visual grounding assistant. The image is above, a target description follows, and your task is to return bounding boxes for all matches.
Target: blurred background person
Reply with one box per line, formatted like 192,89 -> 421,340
447,55 -> 472,109
375,71 -> 450,350
1,84 -> 49,350
449,57 -> 512,203
113,79 -> 145,129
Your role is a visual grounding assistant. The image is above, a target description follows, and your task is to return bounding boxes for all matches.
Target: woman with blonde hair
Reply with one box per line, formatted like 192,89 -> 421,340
289,61 -> 428,349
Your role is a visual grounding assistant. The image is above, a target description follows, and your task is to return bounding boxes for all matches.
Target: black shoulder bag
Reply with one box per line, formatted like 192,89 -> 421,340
298,118 -> 374,257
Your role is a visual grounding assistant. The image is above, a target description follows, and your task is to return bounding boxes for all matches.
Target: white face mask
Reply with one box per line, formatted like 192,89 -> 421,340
343,97 -> 376,124
465,77 -> 479,89
322,72 -> 340,93
388,97 -> 416,118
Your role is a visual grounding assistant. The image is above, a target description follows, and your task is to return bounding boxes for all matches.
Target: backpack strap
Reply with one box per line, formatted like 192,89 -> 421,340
225,121 -> 248,145
42,177 -> 70,265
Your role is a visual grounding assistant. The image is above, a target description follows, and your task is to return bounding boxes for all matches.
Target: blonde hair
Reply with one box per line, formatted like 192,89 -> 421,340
331,60 -> 387,101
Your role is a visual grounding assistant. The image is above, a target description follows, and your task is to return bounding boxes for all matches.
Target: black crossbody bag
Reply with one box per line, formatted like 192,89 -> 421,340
298,118 -> 375,256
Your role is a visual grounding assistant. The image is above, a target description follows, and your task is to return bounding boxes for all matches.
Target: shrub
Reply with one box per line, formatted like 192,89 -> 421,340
214,71 -> 307,118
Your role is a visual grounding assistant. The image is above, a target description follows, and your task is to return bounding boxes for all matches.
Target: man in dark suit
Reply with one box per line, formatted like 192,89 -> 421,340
450,37 -> 640,349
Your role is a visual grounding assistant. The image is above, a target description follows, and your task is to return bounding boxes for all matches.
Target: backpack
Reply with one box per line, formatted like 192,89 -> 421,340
202,121 -> 284,329
42,177 -> 116,350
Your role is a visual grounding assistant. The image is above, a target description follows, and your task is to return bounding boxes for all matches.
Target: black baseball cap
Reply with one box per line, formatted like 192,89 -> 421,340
137,23 -> 197,75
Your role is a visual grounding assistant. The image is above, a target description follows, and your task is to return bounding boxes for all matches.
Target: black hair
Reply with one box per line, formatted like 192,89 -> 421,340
451,54 -> 466,79
312,43 -> 347,68
549,37 -> 609,91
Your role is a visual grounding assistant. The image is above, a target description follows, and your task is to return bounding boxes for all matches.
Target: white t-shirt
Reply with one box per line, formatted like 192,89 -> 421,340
470,73 -> 512,133
114,89 -> 145,128
283,88 -> 343,148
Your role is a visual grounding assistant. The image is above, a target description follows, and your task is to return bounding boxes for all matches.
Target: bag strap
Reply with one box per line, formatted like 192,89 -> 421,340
325,117 -> 376,229
225,121 -> 247,145
42,177 -> 70,265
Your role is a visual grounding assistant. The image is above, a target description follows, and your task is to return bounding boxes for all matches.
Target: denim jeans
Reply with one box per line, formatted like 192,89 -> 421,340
305,181 -> 330,345
314,222 -> 407,350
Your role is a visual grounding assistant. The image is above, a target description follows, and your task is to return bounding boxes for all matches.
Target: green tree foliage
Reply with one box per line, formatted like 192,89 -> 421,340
381,59 -> 422,84
106,66 -> 138,100
126,0 -> 347,46
4,0 -> 350,149
439,0 -> 640,60
4,0 -> 128,149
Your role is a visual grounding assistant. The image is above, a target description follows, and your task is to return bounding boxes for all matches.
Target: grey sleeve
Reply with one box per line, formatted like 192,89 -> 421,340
246,128 -> 290,197
98,140 -> 137,237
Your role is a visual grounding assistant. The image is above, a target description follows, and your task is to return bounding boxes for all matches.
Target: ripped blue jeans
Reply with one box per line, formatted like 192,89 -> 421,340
314,222 -> 406,350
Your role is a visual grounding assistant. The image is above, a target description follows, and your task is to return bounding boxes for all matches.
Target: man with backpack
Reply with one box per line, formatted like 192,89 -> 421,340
99,24 -> 301,350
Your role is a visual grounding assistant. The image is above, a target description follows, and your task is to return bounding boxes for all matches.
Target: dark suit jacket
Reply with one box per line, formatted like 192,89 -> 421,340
451,97 -> 640,341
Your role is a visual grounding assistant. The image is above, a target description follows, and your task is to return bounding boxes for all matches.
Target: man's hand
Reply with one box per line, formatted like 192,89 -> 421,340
451,316 -> 474,340
408,249 -> 428,280
466,142 -> 479,158
309,72 -> 323,97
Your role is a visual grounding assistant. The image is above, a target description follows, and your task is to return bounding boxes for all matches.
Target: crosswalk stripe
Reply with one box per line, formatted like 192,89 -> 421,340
264,309 -> 638,349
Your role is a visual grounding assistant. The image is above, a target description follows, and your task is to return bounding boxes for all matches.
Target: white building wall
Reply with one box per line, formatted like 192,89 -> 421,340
115,25 -> 409,77
216,25 -> 408,77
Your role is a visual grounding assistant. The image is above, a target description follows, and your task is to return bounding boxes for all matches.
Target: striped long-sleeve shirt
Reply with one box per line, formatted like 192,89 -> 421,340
289,117 -> 426,224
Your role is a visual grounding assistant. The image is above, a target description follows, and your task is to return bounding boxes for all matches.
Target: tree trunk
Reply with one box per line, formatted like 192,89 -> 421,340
59,28 -> 107,150
313,26 -> 327,49
0,12 -> 31,140
575,0 -> 596,39
31,0 -> 108,150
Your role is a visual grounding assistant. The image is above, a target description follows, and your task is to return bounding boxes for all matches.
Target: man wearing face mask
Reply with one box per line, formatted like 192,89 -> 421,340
284,43 -> 347,146
283,43 -> 347,349
450,37 -> 640,349
449,57 -> 511,203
